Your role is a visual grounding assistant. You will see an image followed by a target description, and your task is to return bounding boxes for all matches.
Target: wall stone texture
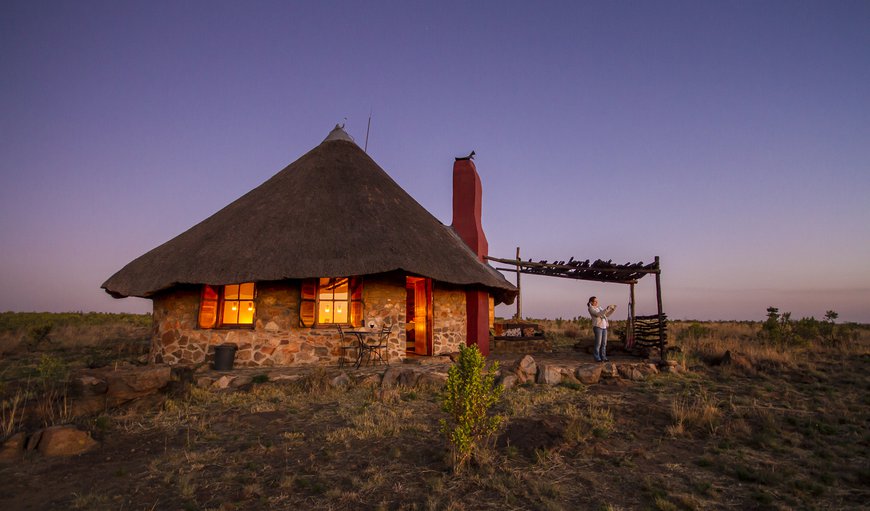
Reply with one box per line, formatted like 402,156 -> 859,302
150,276 -> 476,367
432,283 -> 467,355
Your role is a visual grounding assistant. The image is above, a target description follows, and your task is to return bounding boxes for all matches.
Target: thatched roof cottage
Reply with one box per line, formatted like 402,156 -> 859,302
103,126 -> 516,366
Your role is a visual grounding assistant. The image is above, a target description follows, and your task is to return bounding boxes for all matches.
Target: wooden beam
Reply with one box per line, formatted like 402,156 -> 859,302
484,255 -> 660,274
492,267 -> 638,285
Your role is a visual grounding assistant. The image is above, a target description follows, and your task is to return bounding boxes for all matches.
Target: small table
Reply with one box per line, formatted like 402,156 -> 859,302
343,329 -> 386,368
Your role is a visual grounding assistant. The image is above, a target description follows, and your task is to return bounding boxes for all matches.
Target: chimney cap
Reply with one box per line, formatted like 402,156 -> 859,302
323,124 -> 355,143
455,150 -> 475,161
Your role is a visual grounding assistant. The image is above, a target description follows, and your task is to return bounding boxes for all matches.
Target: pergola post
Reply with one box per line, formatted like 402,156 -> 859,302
515,246 -> 522,321
654,256 -> 665,360
629,281 -> 636,347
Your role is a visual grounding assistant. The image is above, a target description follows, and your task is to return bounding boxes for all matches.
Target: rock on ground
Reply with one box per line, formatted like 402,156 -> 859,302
36,426 -> 98,457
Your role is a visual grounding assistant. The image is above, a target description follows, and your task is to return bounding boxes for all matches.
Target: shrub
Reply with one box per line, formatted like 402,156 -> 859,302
37,354 -> 69,386
677,322 -> 712,342
439,345 -> 503,472
27,324 -> 53,351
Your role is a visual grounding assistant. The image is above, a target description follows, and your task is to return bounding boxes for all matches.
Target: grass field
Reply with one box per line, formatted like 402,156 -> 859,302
0,312 -> 868,510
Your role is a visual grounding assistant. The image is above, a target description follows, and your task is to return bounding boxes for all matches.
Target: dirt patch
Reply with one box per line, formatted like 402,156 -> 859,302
497,415 -> 568,458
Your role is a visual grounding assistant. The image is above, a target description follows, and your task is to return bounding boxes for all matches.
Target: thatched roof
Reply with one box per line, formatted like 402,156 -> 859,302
102,127 -> 517,304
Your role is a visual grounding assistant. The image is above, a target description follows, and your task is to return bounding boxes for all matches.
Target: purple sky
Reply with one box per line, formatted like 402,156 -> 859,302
1,1 -> 868,323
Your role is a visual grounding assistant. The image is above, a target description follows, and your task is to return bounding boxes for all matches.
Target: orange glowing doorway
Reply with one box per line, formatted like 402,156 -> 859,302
405,277 -> 433,355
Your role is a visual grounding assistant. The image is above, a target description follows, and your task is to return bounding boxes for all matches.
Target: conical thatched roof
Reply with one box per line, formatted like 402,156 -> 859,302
102,127 -> 517,304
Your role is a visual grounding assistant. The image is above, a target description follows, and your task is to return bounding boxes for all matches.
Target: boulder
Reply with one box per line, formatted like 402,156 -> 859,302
617,364 -> 638,381
270,374 -> 303,383
512,355 -> 537,383
196,376 -> 215,388
637,363 -> 659,378
0,432 -> 25,462
230,374 -> 254,388
104,365 -> 172,401
26,429 -> 43,451
70,395 -> 107,417
536,364 -> 574,385
397,369 -> 422,388
36,426 -> 98,457
70,375 -> 108,397
660,360 -> 684,374
499,373 -> 518,390
330,372 -> 351,388
212,375 -> 235,389
356,373 -> 382,387
125,393 -> 168,414
616,364 -> 651,381
417,371 -> 448,388
381,366 -> 402,388
600,362 -> 618,378
575,365 -> 603,385
536,364 -> 560,385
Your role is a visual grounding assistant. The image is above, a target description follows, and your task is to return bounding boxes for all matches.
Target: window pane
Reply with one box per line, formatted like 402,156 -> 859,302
333,279 -> 349,301
239,282 -> 255,300
318,278 -> 333,300
224,284 -> 240,300
223,301 -> 239,324
334,301 -> 348,324
238,301 -> 255,324
318,300 -> 333,324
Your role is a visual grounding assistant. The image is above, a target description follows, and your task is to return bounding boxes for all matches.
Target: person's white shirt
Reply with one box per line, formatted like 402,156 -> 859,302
588,304 -> 616,328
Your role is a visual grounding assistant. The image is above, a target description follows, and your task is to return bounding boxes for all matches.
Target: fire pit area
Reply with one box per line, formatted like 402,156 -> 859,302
492,322 -> 552,353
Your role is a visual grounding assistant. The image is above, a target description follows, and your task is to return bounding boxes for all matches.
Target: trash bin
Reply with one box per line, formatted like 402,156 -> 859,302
213,344 -> 237,371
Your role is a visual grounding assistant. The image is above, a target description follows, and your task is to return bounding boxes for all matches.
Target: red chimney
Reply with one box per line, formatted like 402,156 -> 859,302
452,155 -> 491,355
451,157 -> 488,260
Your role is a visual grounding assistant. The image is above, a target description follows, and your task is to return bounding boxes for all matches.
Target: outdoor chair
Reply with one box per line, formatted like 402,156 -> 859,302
360,324 -> 390,367
336,325 -> 359,369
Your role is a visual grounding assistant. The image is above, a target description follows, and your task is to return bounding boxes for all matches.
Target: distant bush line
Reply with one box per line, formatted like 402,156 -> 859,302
0,312 -> 152,333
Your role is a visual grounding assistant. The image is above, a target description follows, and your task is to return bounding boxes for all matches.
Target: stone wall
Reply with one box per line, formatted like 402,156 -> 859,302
151,283 -> 344,367
432,284 -> 467,355
150,276 -> 473,367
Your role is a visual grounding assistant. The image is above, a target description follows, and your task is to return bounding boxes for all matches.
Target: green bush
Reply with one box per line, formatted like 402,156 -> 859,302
37,354 -> 69,387
439,345 -> 503,472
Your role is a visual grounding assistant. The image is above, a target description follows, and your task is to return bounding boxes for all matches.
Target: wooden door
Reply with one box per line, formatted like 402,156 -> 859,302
406,277 -> 433,355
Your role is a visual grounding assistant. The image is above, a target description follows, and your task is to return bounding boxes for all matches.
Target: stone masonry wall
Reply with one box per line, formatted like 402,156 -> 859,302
152,276 -> 419,367
432,284 -> 467,355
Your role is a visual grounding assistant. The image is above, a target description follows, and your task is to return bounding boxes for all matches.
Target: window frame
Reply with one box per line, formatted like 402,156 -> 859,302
300,277 -> 363,328
197,283 -> 257,329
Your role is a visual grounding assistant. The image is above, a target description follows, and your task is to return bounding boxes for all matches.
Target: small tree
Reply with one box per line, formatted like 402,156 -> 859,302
762,307 -> 781,342
439,345 -> 503,472
823,310 -> 839,344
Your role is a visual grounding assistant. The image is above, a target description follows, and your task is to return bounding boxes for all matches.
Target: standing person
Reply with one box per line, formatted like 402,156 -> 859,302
587,296 -> 616,362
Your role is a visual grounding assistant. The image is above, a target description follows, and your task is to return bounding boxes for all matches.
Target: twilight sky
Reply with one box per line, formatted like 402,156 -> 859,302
1,1 -> 868,322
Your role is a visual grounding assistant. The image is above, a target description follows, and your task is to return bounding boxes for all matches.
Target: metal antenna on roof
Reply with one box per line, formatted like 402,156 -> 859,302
364,108 -> 372,153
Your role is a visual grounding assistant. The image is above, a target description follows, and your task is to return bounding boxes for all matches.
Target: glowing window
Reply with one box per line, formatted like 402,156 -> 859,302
222,283 -> 256,325
198,283 -> 256,328
317,278 -> 349,324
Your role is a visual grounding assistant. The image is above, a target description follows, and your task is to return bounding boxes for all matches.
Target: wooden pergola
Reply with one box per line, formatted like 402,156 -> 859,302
486,249 -> 667,358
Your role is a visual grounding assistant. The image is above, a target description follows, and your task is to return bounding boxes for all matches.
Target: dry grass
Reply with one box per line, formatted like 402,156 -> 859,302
666,387 -> 721,437
1,314 -> 869,510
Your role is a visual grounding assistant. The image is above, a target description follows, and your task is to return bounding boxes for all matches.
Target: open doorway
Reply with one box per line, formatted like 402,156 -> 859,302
405,277 -> 433,355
